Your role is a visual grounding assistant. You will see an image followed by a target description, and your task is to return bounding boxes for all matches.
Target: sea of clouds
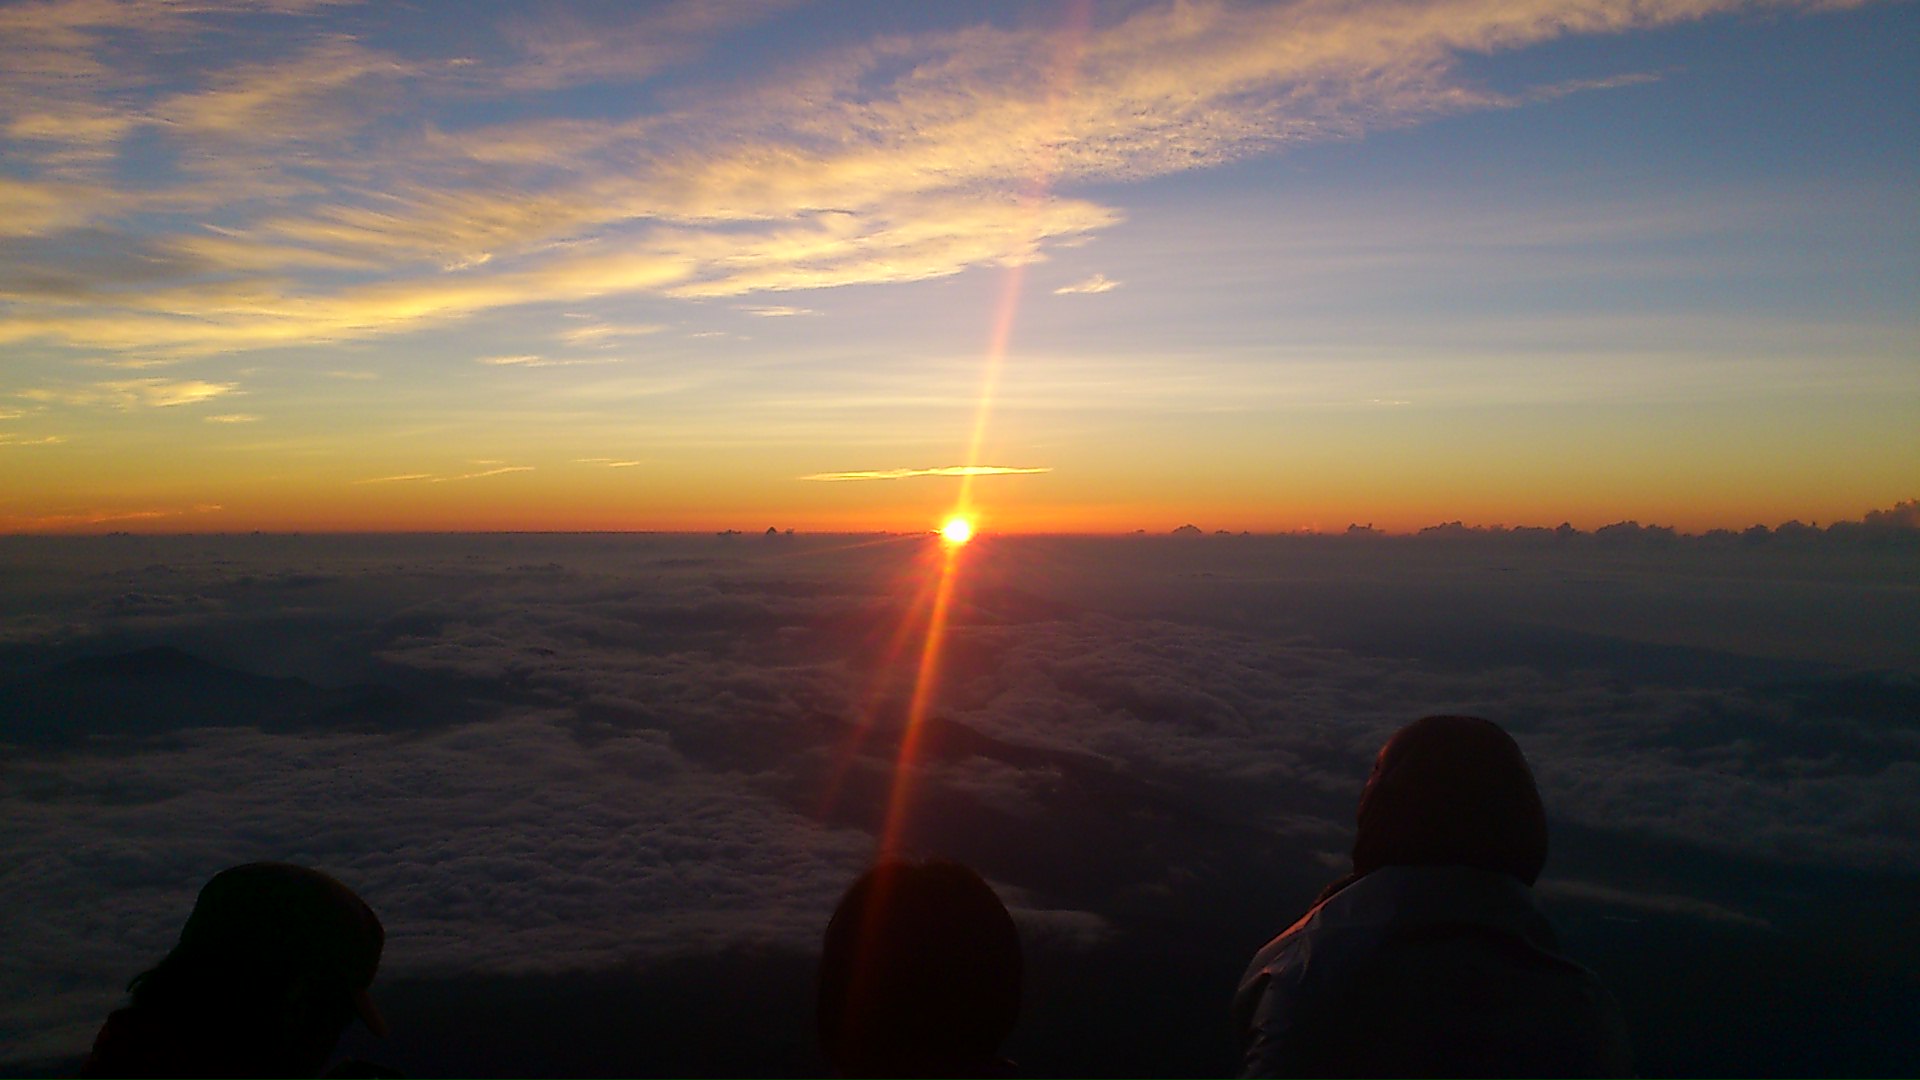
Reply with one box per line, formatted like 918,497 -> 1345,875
2,530 -> 1915,1074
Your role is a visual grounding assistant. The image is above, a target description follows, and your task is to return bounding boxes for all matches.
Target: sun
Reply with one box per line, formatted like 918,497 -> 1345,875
939,516 -> 975,545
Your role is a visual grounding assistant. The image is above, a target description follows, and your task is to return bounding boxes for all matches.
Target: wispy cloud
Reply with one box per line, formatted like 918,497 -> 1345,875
167,230 -> 381,273
0,0 -> 1812,360
0,434 -> 65,447
439,465 -> 534,482
355,466 -> 535,484
0,502 -> 222,531
491,2 -> 794,92
355,473 -> 435,485
203,413 -> 258,423
151,36 -> 419,141
0,176 -> 110,237
799,465 -> 1052,482
558,322 -> 666,347
476,354 -> 621,368
575,457 -> 645,468
17,379 -> 239,409
121,379 -> 238,408
738,305 -> 815,318
1054,273 -> 1119,295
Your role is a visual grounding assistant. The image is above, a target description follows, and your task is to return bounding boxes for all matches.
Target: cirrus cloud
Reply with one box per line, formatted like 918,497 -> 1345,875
16,379 -> 239,409
799,464 -> 1053,482
0,0 -> 1840,361
1054,272 -> 1119,295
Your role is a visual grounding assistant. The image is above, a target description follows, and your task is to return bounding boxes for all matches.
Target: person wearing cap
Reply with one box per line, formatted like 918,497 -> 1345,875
81,863 -> 392,1078
1232,716 -> 1635,1077
817,858 -> 1023,1078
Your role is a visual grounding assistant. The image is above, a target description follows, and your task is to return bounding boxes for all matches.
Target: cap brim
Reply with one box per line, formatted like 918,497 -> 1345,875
353,988 -> 388,1039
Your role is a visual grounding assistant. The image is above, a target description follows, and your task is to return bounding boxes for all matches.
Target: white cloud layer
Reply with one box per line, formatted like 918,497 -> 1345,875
0,533 -> 1912,1064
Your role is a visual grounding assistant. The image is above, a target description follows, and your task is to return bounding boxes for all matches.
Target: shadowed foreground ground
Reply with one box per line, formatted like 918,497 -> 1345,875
13,866 -> 1915,1078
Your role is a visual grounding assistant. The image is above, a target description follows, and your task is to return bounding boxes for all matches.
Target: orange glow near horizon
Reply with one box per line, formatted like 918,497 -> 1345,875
6,484 -> 1908,538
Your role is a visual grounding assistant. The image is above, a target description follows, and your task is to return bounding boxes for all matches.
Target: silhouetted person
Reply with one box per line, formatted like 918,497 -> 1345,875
82,863 -> 392,1078
818,858 -> 1022,1077
1233,716 -> 1634,1077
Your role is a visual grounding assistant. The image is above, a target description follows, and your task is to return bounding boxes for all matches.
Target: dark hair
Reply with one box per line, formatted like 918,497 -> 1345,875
130,863 -> 381,1005
817,858 -> 1022,1077
108,864 -> 382,1076
1350,715 -> 1549,885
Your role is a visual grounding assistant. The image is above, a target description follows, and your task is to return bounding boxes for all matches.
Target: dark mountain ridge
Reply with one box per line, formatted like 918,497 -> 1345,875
0,645 -> 432,748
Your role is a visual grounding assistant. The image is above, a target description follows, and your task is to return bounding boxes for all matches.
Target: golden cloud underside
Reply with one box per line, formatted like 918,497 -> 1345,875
0,0 -> 1825,360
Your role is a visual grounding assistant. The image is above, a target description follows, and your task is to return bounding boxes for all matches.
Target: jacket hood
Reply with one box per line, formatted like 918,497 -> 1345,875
1350,715 -> 1547,886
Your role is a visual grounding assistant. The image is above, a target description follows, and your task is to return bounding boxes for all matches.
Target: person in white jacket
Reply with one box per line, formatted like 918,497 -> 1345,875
1233,716 -> 1634,1077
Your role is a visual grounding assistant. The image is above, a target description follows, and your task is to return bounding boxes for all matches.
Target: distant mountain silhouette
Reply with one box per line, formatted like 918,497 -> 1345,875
0,645 -> 434,749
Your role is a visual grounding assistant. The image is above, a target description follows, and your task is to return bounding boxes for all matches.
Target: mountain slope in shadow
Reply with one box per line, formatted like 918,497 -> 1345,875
0,645 -> 441,749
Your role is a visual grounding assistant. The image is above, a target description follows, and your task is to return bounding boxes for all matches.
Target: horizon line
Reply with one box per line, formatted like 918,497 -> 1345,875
3,516 -> 1914,542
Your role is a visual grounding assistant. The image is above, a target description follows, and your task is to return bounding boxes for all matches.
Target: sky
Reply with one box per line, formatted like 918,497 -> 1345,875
1,532 -> 1915,1074
1,0 -> 1916,534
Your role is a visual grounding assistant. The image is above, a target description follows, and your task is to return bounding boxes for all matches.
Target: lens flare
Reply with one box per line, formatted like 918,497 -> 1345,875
868,0 -> 1090,861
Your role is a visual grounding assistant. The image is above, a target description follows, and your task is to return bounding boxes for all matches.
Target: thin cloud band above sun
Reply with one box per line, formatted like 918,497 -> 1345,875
799,465 -> 1053,482
354,466 -> 535,485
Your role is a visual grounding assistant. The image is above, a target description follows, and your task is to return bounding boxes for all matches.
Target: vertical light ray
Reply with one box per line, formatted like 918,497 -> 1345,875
876,537 -> 966,855
813,539 -> 946,824
953,0 -> 1093,522
953,263 -> 1028,524
872,1 -> 1092,859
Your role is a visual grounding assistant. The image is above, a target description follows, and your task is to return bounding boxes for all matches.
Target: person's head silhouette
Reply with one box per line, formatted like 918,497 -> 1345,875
817,858 -> 1021,1077
1351,713 -> 1548,885
83,863 -> 386,1078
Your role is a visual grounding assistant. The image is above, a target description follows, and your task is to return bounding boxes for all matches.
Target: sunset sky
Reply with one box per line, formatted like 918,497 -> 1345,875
2,0 -> 1914,534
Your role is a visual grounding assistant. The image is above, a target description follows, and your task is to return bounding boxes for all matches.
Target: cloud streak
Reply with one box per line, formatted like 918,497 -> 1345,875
16,379 -> 239,409
557,322 -> 666,347
0,503 -> 221,531
355,466 -> 535,484
1054,273 -> 1119,294
477,354 -> 621,368
798,465 -> 1053,482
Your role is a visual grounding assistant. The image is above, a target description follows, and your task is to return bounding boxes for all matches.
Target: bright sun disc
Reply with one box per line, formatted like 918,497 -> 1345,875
939,516 -> 974,544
